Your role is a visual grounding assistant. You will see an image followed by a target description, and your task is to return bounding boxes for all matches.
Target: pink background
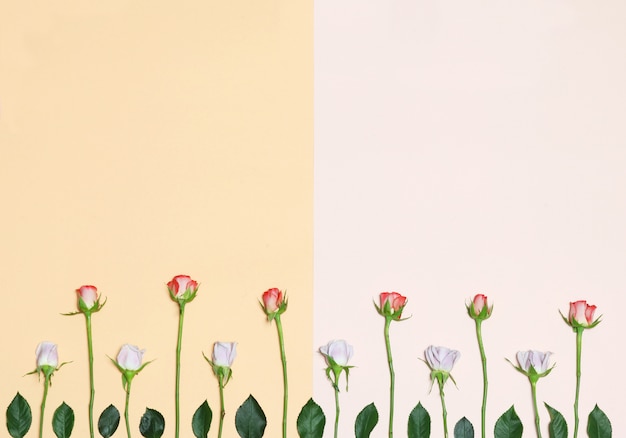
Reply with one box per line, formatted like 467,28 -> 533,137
314,1 -> 626,436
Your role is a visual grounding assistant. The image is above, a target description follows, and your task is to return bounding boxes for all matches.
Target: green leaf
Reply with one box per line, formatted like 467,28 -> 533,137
544,403 -> 567,438
6,392 -> 32,438
235,395 -> 267,438
587,405 -> 612,438
494,406 -> 523,438
453,417 -> 474,438
355,403 -> 378,438
52,402 -> 75,438
98,405 -> 120,438
139,408 -> 165,438
407,402 -> 431,438
192,400 -> 213,438
296,398 -> 325,438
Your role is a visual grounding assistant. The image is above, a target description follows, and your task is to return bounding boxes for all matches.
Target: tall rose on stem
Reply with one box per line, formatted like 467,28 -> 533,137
167,274 -> 199,438
110,344 -> 152,438
64,284 -> 106,438
319,340 -> 354,438
561,300 -> 601,438
204,342 -> 237,438
467,293 -> 492,438
508,350 -> 554,438
27,342 -> 69,438
374,291 -> 408,438
260,288 -> 289,438
423,346 -> 460,438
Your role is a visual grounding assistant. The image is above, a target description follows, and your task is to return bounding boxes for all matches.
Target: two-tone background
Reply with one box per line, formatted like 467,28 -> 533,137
2,1 -> 624,437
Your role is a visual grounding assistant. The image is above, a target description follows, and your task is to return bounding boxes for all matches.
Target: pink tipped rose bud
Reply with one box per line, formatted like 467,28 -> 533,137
568,300 -> 597,327
167,275 -> 199,303
378,292 -> 408,318
468,293 -> 492,320
76,285 -> 99,310
36,341 -> 59,368
116,344 -> 145,371
262,288 -> 284,313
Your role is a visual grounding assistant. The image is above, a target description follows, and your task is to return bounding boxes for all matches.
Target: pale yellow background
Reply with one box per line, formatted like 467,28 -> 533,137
1,2 -> 312,438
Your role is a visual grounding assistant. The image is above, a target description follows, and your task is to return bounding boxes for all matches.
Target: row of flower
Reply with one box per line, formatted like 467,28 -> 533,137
5,276 -> 613,438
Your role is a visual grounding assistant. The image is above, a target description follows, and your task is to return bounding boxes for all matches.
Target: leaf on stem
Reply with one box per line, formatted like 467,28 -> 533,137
544,403 -> 567,438
296,398 -> 325,438
407,402 -> 431,438
453,417 -> 474,438
139,408 -> 165,438
355,403 -> 378,438
494,406 -> 522,438
52,402 -> 74,438
235,395 -> 267,438
6,392 -> 32,438
587,405 -> 612,438
192,400 -> 213,438
98,405 -> 120,438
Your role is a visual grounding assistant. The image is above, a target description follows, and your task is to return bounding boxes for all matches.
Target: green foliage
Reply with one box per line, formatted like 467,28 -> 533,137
453,417 -> 474,438
235,395 -> 267,438
587,405 -> 612,438
98,405 -> 120,438
544,403 -> 567,438
192,400 -> 213,438
6,392 -> 32,438
355,403 -> 378,438
494,406 -> 522,438
139,408 -> 165,438
407,402 -> 431,438
52,402 -> 74,438
296,398 -> 325,438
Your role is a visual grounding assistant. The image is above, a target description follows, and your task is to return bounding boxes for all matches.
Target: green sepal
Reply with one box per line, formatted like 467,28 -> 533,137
202,352 -> 234,386
25,361 -> 71,383
559,310 -> 602,331
466,302 -> 493,321
373,299 -> 409,321
322,356 -> 354,392
506,358 -> 555,383
108,356 -> 153,391
259,295 -> 288,322
63,296 -> 107,316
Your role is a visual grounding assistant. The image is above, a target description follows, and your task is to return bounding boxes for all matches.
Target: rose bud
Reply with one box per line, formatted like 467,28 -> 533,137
167,275 -> 199,304
467,293 -> 492,320
375,292 -> 408,320
260,288 -> 288,320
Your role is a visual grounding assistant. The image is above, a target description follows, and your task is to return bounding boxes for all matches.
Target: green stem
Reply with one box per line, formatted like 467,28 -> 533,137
218,374 -> 225,438
334,383 -> 340,438
437,379 -> 448,438
475,320 -> 488,438
573,328 -> 583,438
530,379 -> 542,438
124,380 -> 133,438
275,315 -> 288,438
175,303 -> 186,438
383,317 -> 395,438
85,313 -> 95,438
39,374 -> 51,438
